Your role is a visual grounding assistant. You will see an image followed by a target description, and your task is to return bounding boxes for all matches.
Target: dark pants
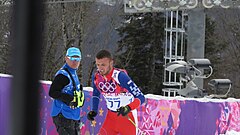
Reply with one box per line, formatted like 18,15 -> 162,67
52,113 -> 80,135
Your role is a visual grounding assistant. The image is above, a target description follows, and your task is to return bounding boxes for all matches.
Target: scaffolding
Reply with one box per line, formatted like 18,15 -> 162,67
162,10 -> 187,97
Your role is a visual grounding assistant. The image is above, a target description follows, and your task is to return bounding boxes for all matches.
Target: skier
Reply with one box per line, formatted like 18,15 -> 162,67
87,49 -> 145,135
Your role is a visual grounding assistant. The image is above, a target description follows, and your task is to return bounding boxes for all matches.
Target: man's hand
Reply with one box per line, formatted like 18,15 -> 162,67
69,101 -> 77,109
69,93 -> 78,109
87,111 -> 97,121
117,105 -> 131,116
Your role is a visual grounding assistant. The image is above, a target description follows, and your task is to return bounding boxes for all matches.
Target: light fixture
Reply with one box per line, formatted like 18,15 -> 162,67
206,79 -> 232,99
165,58 -> 213,97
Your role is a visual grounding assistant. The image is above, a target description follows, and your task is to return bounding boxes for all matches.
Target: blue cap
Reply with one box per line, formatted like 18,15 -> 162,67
66,47 -> 81,57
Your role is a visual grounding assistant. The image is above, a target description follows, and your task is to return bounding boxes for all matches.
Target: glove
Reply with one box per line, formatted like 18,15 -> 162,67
117,105 -> 131,116
69,93 -> 78,109
87,111 -> 97,121
69,101 -> 77,109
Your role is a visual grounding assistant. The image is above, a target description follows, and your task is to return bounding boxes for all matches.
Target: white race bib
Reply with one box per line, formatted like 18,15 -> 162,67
103,93 -> 134,111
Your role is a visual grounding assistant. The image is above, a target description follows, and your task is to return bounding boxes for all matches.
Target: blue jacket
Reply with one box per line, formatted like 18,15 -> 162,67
50,64 -> 81,120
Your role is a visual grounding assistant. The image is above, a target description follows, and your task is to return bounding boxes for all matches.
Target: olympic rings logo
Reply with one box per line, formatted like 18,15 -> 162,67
98,82 -> 117,92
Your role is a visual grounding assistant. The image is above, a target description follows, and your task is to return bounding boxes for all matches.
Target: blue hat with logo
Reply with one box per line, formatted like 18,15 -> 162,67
66,47 -> 81,57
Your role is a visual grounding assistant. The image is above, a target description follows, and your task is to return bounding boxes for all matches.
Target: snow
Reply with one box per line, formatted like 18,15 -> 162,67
145,94 -> 240,103
221,130 -> 240,135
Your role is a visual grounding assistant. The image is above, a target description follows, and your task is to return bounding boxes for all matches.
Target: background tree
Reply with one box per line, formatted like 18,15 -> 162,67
41,2 -> 93,81
1,1 -> 240,97
115,12 -> 165,95
204,15 -> 226,94
0,1 -> 12,74
41,1 -> 123,86
78,1 -> 124,86
205,9 -> 240,98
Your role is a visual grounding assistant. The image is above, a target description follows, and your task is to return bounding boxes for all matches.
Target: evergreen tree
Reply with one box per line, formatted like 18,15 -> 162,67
205,16 -> 226,76
204,15 -> 229,95
115,12 -> 165,95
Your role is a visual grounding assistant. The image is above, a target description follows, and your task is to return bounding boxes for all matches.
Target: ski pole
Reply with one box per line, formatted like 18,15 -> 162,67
127,116 -> 146,135
91,121 -> 94,135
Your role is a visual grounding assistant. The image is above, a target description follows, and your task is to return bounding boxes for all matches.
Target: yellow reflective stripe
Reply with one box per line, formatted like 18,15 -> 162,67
75,91 -> 84,107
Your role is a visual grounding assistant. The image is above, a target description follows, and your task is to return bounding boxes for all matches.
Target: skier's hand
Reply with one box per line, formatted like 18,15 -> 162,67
117,105 -> 131,116
87,111 -> 97,121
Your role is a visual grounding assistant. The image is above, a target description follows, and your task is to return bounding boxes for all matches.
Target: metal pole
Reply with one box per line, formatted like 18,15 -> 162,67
11,0 -> 44,134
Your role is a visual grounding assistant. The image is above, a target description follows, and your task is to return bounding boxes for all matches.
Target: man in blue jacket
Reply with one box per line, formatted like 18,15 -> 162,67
49,47 -> 83,135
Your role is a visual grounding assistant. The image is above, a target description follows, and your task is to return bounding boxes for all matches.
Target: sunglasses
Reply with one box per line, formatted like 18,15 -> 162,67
68,56 -> 81,62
